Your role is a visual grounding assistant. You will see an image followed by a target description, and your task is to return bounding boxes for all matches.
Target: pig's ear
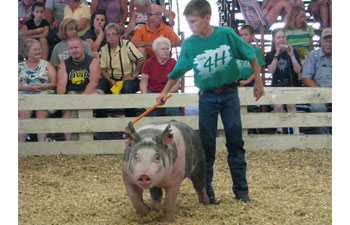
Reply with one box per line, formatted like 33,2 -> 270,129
157,124 -> 174,147
123,121 -> 141,145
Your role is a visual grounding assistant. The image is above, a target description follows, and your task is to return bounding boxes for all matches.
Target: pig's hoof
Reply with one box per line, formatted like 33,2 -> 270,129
202,198 -> 210,205
151,201 -> 162,211
136,206 -> 150,215
199,196 -> 210,205
164,214 -> 176,222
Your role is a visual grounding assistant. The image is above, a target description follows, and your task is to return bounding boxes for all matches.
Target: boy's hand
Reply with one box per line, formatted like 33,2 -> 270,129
239,80 -> 249,87
156,93 -> 167,105
253,79 -> 264,101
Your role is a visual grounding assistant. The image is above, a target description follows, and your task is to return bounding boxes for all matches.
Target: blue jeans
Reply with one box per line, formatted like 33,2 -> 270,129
198,87 -> 248,198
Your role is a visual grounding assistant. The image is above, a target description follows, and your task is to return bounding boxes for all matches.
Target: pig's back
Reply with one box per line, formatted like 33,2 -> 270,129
138,120 -> 205,178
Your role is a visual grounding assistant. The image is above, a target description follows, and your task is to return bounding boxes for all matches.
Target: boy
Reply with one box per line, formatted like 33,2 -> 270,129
157,0 -> 264,203
237,25 -> 266,87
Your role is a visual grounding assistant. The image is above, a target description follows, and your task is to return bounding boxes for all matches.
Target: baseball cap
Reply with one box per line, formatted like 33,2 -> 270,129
321,28 -> 332,39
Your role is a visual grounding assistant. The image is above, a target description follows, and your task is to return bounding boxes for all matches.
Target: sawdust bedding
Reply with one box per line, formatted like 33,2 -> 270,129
18,148 -> 331,224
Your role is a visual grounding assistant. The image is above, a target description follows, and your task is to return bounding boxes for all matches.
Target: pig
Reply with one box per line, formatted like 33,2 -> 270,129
122,120 -> 210,222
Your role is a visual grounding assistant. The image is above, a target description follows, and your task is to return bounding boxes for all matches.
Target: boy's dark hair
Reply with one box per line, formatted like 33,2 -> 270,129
183,0 -> 211,18
240,25 -> 254,35
90,9 -> 108,31
31,2 -> 45,18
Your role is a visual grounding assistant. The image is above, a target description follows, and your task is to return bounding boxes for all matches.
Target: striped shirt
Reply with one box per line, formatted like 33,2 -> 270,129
99,40 -> 144,81
285,25 -> 314,55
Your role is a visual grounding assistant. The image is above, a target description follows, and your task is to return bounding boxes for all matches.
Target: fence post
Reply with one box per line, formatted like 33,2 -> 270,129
71,110 -> 79,140
78,109 -> 94,141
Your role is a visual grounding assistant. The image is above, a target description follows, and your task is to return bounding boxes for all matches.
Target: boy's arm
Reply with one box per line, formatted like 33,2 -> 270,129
249,56 -> 264,101
169,80 -> 181,93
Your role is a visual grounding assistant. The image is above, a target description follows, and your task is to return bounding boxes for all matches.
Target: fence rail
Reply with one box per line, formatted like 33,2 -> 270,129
18,87 -> 332,155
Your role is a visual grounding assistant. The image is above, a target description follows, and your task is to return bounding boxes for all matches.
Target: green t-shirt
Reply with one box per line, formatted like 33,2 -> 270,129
168,26 -> 256,90
236,46 -> 265,80
285,25 -> 314,55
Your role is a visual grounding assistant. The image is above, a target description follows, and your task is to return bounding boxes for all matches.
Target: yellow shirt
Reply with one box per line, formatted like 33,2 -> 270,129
64,3 -> 91,37
99,40 -> 144,81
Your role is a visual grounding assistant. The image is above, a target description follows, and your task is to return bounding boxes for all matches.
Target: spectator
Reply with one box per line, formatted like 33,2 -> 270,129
308,0 -> 332,29
302,28 -> 332,134
130,0 -> 167,14
90,0 -> 128,33
284,6 -> 314,60
131,4 -> 182,59
18,0 -> 35,28
286,0 -> 305,7
82,9 -> 107,55
20,2 -> 50,60
45,0 -> 88,50
57,37 -> 101,141
45,0 -> 87,26
140,36 -> 180,116
265,28 -> 302,134
261,0 -> 305,15
18,39 -> 57,142
98,23 -> 145,117
237,25 -> 265,87
63,0 -> 91,37
128,0 -> 175,28
122,0 -> 175,40
151,0 -> 165,6
50,18 -> 93,68
237,0 -> 292,33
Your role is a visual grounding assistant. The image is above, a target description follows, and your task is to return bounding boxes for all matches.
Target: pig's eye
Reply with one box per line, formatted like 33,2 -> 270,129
133,154 -> 139,161
155,153 -> 160,161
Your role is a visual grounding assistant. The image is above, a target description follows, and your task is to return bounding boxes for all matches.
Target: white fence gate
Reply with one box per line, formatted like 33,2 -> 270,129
18,87 -> 332,155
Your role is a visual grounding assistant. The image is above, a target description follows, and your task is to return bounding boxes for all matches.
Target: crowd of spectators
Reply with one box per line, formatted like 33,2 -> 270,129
236,0 -> 332,135
18,0 -> 180,141
18,0 -> 332,142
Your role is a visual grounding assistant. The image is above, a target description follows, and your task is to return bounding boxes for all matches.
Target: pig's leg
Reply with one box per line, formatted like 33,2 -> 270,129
125,183 -> 150,215
163,184 -> 181,222
189,159 -> 210,205
150,187 -> 163,210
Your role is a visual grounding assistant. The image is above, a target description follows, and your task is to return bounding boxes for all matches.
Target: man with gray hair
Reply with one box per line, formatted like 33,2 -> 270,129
302,27 -> 332,134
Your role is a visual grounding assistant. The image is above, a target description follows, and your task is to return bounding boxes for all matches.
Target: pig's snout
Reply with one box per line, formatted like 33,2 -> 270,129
137,174 -> 152,188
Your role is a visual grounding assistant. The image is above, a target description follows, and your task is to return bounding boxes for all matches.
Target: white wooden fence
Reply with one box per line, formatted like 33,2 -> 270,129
18,87 -> 332,155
